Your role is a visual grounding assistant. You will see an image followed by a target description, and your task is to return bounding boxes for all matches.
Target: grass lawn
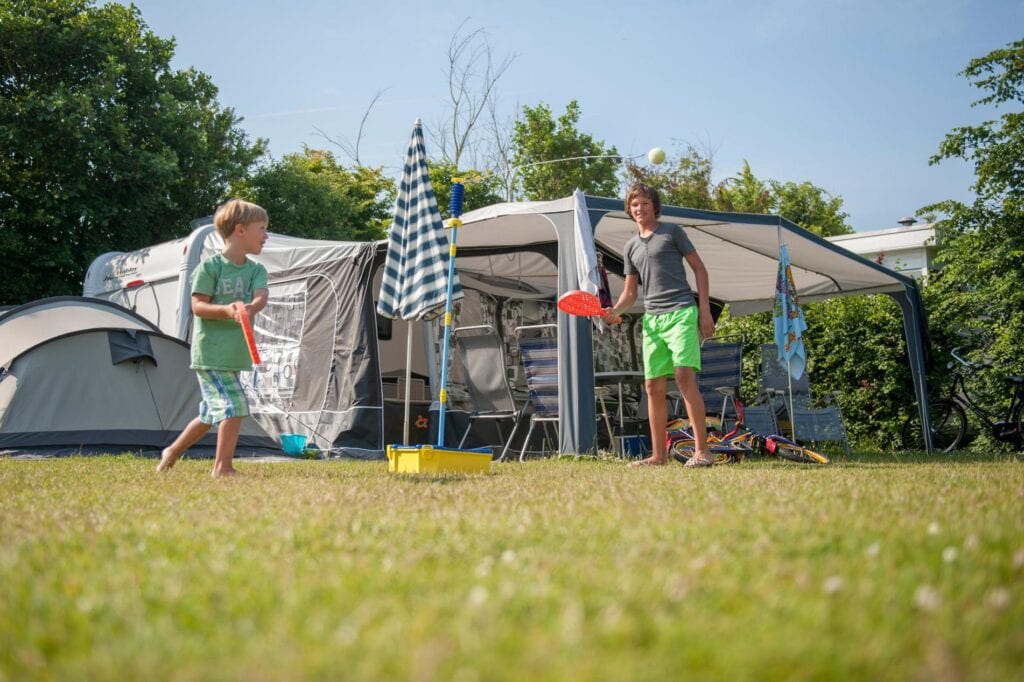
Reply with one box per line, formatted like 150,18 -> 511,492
1,452 -> 1022,680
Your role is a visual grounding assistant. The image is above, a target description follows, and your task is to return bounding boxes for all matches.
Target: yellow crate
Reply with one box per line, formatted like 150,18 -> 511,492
386,444 -> 492,474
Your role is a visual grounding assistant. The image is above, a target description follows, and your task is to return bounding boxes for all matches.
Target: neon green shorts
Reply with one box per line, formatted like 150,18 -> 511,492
641,307 -> 701,379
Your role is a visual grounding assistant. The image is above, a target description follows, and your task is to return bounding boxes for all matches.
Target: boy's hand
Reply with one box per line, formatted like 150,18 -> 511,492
601,308 -> 622,325
698,308 -> 716,340
229,302 -> 245,324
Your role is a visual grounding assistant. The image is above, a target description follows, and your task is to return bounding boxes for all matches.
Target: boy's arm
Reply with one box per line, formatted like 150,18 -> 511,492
602,274 -> 639,324
191,293 -> 235,320
684,251 -> 716,340
246,288 -> 269,317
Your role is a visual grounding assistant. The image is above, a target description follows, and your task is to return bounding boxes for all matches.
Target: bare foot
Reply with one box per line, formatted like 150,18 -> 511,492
156,448 -> 181,472
212,467 -> 238,477
628,456 -> 669,467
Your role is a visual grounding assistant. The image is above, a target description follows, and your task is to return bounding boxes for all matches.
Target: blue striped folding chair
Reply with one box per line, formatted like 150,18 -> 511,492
515,324 -> 559,461
696,336 -> 744,430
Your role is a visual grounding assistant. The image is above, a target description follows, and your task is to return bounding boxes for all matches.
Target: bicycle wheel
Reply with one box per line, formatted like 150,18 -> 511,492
901,399 -> 966,452
670,440 -> 737,465
773,441 -> 830,464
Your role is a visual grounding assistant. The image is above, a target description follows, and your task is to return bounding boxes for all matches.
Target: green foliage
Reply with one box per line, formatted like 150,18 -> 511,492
922,38 -> 1024,411
767,180 -> 852,237
511,100 -> 620,200
232,148 -> 394,241
2,456 -> 1022,679
716,295 -> 911,450
625,146 -> 718,210
713,161 -> 772,214
627,154 -> 852,236
0,0 -> 265,305
802,296 -> 913,448
426,159 -> 506,220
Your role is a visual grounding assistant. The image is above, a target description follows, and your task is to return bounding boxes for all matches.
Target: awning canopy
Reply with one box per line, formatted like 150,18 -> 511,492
456,194 -> 933,453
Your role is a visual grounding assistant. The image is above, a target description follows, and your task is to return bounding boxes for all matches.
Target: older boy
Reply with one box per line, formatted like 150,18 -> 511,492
603,183 -> 716,467
157,199 -> 269,476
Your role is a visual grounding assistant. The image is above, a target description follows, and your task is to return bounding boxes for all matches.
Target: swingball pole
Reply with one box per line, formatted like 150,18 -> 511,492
435,178 -> 464,447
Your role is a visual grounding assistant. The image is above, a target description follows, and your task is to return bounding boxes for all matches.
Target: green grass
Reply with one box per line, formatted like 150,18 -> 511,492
1,452 -> 1022,681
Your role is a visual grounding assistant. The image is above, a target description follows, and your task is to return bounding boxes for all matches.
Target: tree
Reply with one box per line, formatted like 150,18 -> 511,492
0,0 -> 265,305
714,162 -> 772,214
768,180 -> 852,237
923,38 -> 1024,390
626,152 -> 852,237
232,148 -> 395,241
511,100 -> 621,200
432,21 -> 516,170
426,160 -> 505,221
625,146 -> 718,210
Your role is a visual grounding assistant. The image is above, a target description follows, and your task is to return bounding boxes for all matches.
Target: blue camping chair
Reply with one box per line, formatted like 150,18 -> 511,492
696,336 -> 744,429
452,324 -> 526,461
757,343 -> 850,453
515,324 -> 559,461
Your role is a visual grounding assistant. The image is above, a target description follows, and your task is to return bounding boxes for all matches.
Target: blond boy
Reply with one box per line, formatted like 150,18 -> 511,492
158,199 -> 269,476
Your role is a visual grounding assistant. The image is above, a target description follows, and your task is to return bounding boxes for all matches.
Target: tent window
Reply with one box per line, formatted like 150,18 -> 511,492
108,330 -> 157,366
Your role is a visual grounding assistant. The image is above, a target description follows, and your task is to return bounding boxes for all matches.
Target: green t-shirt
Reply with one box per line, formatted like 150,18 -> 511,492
189,252 -> 269,371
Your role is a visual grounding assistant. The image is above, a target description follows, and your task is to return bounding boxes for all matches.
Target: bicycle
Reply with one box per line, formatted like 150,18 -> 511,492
668,389 -> 830,465
901,347 -> 1024,452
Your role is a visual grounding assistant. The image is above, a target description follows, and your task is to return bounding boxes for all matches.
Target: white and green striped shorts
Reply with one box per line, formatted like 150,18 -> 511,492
196,369 -> 250,425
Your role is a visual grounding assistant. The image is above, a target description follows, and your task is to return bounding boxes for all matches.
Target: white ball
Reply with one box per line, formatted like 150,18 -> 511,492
648,147 -> 666,165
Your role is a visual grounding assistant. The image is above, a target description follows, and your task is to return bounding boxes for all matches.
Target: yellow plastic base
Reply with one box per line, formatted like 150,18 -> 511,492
386,444 -> 492,474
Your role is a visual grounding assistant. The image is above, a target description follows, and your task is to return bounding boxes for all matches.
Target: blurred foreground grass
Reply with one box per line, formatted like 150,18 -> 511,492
1,453 -> 1022,681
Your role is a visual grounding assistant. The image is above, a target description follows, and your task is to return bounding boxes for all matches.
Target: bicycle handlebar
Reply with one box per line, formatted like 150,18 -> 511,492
949,347 -> 990,372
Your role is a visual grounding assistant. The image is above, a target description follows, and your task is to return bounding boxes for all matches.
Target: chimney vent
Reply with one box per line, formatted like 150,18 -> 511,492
897,216 -> 916,227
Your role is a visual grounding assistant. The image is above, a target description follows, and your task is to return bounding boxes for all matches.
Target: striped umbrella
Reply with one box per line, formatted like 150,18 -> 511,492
377,120 -> 462,322
377,120 -> 462,444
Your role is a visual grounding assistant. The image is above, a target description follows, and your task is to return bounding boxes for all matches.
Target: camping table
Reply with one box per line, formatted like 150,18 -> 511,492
594,370 -> 645,455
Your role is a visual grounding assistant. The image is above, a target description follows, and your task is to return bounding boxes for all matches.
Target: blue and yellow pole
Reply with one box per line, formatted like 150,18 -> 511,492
435,179 -> 464,446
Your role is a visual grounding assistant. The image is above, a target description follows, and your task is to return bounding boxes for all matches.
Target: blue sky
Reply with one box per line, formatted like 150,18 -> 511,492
126,0 -> 1022,231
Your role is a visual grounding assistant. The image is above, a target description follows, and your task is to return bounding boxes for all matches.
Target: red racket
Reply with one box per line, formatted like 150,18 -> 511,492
557,290 -> 621,324
232,302 -> 261,365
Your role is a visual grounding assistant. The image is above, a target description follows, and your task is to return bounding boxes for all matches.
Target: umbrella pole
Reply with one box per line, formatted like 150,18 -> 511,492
436,179 -> 465,447
403,323 -> 414,444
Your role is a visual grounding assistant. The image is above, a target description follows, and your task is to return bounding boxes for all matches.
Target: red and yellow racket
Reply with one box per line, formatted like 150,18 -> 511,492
232,302 -> 261,365
557,290 -> 621,324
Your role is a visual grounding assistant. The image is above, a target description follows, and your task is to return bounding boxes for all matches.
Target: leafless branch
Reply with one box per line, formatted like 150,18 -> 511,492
312,89 -> 388,165
429,19 -> 516,169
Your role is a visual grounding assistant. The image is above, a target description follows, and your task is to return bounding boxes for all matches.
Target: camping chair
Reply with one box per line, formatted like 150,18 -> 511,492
515,324 -> 560,461
696,335 -> 744,430
452,325 -> 527,461
756,343 -> 850,453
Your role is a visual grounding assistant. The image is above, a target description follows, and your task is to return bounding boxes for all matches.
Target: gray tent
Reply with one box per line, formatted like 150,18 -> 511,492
0,297 -> 276,453
85,226 -> 387,456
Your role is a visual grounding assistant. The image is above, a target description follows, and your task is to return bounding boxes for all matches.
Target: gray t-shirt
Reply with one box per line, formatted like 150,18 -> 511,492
623,223 -> 696,314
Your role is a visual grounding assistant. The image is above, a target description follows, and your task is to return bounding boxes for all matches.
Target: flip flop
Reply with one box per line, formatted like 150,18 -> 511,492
683,456 -> 713,468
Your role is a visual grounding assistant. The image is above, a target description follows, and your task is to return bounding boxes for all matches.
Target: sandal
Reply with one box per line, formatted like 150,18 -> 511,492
683,456 -> 713,468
